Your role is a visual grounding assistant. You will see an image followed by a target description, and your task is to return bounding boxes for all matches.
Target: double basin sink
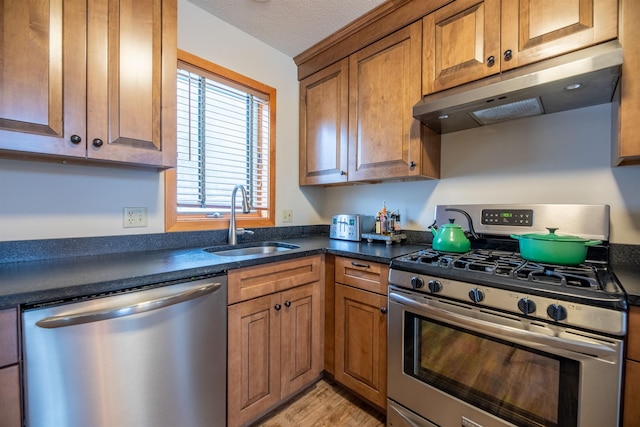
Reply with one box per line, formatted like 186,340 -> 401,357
204,241 -> 300,258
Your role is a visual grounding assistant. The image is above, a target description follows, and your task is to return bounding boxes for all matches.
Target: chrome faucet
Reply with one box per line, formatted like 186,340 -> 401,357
228,185 -> 251,245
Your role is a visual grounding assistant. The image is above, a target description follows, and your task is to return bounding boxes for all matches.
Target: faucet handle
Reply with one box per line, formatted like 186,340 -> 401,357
236,228 -> 254,236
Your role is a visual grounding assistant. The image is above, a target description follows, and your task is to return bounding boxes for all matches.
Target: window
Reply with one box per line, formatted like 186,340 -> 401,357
165,50 -> 275,232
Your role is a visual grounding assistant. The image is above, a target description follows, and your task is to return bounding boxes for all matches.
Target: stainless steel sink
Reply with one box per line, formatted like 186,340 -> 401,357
204,242 -> 300,257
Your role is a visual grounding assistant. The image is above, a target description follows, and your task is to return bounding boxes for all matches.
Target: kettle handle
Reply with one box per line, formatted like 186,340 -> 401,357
445,208 -> 480,239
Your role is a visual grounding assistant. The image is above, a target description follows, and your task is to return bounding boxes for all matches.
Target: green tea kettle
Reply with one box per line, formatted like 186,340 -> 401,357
429,208 -> 479,253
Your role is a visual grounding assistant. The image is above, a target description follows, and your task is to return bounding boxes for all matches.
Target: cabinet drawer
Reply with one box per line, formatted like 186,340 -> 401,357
0,308 -> 18,368
228,255 -> 322,304
335,257 -> 389,295
0,365 -> 21,427
628,306 -> 640,361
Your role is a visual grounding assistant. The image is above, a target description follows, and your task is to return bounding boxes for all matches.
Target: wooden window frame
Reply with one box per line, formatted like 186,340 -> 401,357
165,50 -> 276,232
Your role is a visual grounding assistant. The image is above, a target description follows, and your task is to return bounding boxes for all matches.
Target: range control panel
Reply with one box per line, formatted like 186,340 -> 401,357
481,209 -> 533,226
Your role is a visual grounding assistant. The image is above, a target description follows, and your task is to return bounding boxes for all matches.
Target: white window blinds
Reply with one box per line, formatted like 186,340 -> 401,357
176,62 -> 270,215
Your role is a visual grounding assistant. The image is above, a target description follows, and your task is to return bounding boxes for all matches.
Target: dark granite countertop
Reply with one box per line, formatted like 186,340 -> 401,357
613,265 -> 640,307
0,235 -> 426,309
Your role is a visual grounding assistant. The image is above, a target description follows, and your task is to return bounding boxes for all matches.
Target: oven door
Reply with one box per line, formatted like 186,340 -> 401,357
388,288 -> 624,427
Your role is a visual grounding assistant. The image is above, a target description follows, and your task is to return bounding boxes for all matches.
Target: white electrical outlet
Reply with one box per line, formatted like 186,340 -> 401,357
282,209 -> 293,223
123,207 -> 148,228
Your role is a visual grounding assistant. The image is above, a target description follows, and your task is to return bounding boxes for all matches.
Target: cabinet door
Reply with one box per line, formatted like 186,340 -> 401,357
613,0 -> 640,166
0,366 -> 21,427
86,0 -> 176,167
348,21 -> 423,182
280,283 -> 323,397
500,0 -> 618,71
228,294 -> 281,427
299,59 -> 349,185
423,0 -> 501,94
624,359 -> 640,427
0,0 -> 87,158
334,283 -> 387,409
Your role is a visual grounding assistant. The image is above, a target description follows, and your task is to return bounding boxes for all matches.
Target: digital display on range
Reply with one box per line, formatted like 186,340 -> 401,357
482,209 -> 533,226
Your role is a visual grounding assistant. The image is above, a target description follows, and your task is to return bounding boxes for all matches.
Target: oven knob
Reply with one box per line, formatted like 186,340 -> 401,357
547,304 -> 568,322
468,288 -> 484,304
410,276 -> 424,289
517,298 -> 536,315
428,280 -> 442,293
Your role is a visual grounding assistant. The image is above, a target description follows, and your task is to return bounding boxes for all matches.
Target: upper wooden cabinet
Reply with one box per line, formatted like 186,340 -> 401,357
613,0 -> 640,166
299,22 -> 441,185
0,0 -> 177,169
423,0 -> 501,94
423,0 -> 618,94
299,59 -> 349,185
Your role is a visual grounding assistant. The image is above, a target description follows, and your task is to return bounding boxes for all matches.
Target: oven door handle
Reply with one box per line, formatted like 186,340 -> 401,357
390,292 -> 617,359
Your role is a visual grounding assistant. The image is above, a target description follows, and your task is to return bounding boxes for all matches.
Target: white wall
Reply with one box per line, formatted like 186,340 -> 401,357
0,0 -> 321,242
1,2 -> 639,245
320,103 -> 640,244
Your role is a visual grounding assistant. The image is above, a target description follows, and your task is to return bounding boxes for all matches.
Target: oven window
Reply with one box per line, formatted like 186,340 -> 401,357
404,312 -> 579,427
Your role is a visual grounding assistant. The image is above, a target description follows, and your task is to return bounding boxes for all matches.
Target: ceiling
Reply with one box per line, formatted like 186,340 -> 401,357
186,0 -> 388,58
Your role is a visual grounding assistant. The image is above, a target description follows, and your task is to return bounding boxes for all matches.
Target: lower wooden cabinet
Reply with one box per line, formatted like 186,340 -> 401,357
624,359 -> 640,426
335,283 -> 388,410
624,305 -> 640,426
0,308 -> 20,427
334,257 -> 389,410
227,256 -> 323,427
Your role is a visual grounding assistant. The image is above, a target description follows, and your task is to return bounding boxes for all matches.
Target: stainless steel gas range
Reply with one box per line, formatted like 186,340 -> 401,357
387,204 -> 626,427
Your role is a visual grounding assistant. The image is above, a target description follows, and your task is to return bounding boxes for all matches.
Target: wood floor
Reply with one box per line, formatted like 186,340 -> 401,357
254,379 -> 386,427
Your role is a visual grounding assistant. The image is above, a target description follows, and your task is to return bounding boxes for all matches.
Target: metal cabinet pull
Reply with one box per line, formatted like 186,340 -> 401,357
351,262 -> 370,269
70,135 -> 82,144
274,303 -> 281,311
487,55 -> 495,67
284,301 -> 291,308
380,307 -> 388,314
92,138 -> 104,147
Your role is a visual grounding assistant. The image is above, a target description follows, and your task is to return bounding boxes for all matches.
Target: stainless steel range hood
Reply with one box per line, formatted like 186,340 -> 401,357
413,40 -> 623,134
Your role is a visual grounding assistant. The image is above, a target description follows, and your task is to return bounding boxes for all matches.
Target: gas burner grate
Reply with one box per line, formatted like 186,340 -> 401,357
452,250 -> 525,275
396,248 -> 606,291
514,262 -> 599,289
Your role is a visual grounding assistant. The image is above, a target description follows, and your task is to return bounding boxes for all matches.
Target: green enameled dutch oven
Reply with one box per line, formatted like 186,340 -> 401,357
510,228 -> 602,265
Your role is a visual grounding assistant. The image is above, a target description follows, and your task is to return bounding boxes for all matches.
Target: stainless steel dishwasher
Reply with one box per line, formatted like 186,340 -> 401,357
22,274 -> 227,427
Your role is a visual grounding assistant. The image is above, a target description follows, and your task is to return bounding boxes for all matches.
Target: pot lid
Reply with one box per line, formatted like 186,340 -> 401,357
516,227 -> 590,242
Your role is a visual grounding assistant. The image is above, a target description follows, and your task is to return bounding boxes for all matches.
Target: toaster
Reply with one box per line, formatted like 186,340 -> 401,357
330,214 -> 375,241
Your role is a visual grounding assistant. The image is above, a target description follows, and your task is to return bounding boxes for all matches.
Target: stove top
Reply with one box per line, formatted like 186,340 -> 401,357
388,204 -> 627,336
396,247 -> 612,288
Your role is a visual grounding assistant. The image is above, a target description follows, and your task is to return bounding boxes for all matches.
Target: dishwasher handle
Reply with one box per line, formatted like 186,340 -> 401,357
36,282 -> 222,329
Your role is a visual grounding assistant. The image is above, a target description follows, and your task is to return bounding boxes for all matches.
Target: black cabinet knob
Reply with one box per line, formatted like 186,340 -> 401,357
380,307 -> 388,314
409,161 -> 416,168
340,170 -> 346,176
92,138 -> 104,147
487,55 -> 495,67
504,49 -> 513,61
284,301 -> 291,308
274,304 -> 281,311
70,135 -> 82,144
